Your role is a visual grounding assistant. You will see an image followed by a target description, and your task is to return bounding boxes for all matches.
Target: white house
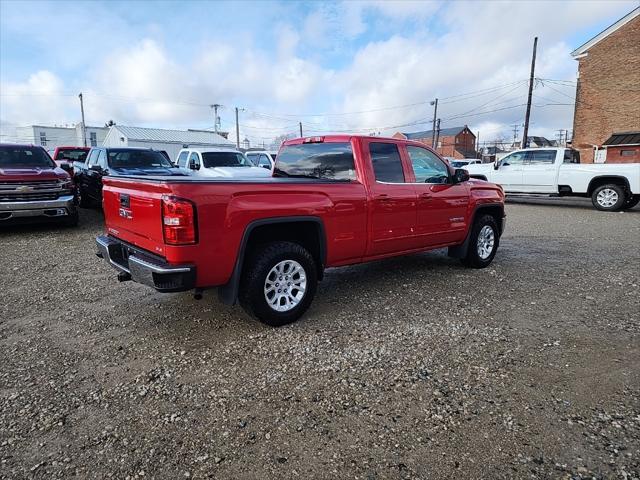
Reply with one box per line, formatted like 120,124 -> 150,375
102,125 -> 234,161
14,124 -> 108,150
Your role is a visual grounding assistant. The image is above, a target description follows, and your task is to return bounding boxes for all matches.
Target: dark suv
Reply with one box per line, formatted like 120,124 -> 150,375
74,147 -> 185,207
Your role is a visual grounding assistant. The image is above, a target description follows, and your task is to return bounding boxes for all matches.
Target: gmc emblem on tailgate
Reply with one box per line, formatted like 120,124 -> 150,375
119,208 -> 133,219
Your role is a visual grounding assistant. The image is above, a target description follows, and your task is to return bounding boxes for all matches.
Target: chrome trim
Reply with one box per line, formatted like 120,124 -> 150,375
128,255 -> 192,274
0,195 -> 75,212
95,236 -> 131,274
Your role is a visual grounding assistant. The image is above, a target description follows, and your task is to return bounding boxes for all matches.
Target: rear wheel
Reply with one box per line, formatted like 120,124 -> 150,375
461,214 -> 499,269
591,184 -> 625,211
622,194 -> 640,210
239,241 -> 318,326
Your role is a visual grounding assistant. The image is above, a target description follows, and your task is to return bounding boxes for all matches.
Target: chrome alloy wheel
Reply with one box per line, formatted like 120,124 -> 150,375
596,188 -> 619,208
477,225 -> 495,260
264,260 -> 307,312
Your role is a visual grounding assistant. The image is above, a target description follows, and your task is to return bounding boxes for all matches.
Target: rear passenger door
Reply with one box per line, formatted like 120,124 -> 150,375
405,145 -> 469,246
365,140 -> 418,256
521,149 -> 558,193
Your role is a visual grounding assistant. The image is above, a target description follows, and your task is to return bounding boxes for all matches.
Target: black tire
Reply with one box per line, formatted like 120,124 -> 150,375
62,210 -> 79,227
239,241 -> 318,327
460,214 -> 499,269
622,195 -> 640,210
591,184 -> 626,212
77,186 -> 92,208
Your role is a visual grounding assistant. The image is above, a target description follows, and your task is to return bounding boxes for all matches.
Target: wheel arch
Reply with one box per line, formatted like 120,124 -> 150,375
448,203 -> 504,259
218,216 -> 327,305
587,176 -> 630,195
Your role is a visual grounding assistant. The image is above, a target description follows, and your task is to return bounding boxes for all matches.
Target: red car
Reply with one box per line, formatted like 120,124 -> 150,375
50,146 -> 90,175
96,135 -> 506,325
0,144 -> 78,226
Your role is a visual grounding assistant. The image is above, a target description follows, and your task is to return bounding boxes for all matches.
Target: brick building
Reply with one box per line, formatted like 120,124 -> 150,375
601,131 -> 640,163
393,126 -> 476,159
571,7 -> 640,163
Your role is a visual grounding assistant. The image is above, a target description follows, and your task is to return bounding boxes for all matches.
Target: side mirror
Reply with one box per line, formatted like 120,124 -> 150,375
60,163 -> 73,173
262,164 -> 270,169
89,164 -> 102,173
493,160 -> 500,170
453,168 -> 470,184
188,160 -> 200,171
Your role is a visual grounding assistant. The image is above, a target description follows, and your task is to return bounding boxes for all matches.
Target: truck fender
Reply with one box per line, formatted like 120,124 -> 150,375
447,203 -> 505,259
587,175 -> 631,195
218,216 -> 327,306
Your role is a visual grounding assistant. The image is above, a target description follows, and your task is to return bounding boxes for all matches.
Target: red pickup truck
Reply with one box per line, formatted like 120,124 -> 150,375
96,135 -> 505,326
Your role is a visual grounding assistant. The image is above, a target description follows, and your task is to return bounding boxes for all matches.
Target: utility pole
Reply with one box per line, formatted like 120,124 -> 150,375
299,122 -> 303,137
78,92 -> 87,147
556,129 -> 565,146
235,107 -> 241,149
521,36 -> 538,149
511,124 -> 520,146
430,99 -> 438,148
434,119 -> 441,151
476,131 -> 480,157
210,104 -> 222,133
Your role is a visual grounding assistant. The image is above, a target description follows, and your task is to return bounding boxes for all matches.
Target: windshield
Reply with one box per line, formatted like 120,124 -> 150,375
202,152 -> 251,168
108,150 -> 173,169
0,145 -> 56,168
56,148 -> 88,162
274,142 -> 356,180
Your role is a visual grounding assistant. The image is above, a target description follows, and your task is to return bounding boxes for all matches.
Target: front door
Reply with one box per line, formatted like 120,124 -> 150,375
493,150 -> 527,191
521,149 -> 558,193
365,141 -> 417,256
405,145 -> 469,246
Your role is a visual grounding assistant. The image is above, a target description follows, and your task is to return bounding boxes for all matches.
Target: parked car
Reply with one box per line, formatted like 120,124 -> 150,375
0,144 -> 78,226
96,135 -> 506,326
175,148 -> 272,178
450,159 -> 482,168
50,146 -> 90,175
74,147 -> 186,207
245,150 -> 278,169
464,147 -> 640,211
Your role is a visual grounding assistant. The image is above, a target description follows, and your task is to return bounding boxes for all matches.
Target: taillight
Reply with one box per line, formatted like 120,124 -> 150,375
161,195 -> 197,245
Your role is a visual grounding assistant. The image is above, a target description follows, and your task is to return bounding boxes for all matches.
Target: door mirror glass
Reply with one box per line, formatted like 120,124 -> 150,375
453,168 -> 470,184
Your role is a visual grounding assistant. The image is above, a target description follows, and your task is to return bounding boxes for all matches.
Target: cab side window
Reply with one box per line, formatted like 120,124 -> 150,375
177,151 -> 189,168
258,154 -> 271,168
501,151 -> 527,165
406,146 -> 449,184
528,150 -> 556,164
370,142 -> 405,183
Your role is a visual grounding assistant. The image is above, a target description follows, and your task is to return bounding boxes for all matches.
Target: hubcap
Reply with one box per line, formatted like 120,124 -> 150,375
477,225 -> 495,260
264,260 -> 307,312
596,188 -> 618,208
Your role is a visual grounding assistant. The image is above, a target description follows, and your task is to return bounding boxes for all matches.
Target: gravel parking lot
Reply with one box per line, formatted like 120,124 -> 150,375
1,200 -> 639,479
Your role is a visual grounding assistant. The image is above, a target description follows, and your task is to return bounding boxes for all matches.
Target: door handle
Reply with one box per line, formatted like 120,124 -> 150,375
375,194 -> 390,201
420,193 -> 432,200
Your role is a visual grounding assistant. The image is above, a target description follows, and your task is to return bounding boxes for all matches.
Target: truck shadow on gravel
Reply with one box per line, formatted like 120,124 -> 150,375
0,207 -> 104,235
507,196 -> 640,212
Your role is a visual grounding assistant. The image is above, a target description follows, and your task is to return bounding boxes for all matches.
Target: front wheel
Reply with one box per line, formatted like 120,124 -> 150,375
461,214 -> 500,269
239,241 -> 318,326
591,184 -> 625,211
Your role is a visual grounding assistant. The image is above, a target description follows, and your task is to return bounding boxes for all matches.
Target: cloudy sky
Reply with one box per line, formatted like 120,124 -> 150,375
0,0 -> 636,146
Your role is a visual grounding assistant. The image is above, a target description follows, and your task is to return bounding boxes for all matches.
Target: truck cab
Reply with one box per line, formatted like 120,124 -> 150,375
175,148 -> 272,179
465,147 -> 639,211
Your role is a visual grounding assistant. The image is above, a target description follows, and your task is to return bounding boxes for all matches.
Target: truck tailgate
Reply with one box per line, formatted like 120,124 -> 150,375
102,178 -> 171,256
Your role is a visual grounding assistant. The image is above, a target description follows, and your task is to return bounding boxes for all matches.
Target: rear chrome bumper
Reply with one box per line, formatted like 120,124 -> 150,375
96,235 -> 196,292
0,195 -> 77,220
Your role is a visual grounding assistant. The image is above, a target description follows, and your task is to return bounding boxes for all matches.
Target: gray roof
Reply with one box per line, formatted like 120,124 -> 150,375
603,131 -> 640,146
401,126 -> 470,139
113,125 -> 233,145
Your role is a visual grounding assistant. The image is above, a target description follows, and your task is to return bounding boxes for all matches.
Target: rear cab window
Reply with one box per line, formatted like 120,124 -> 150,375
563,149 -> 580,164
275,142 -> 356,180
369,142 -> 405,183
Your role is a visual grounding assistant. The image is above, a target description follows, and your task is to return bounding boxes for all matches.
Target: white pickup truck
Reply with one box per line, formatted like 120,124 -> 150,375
465,147 -> 640,211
